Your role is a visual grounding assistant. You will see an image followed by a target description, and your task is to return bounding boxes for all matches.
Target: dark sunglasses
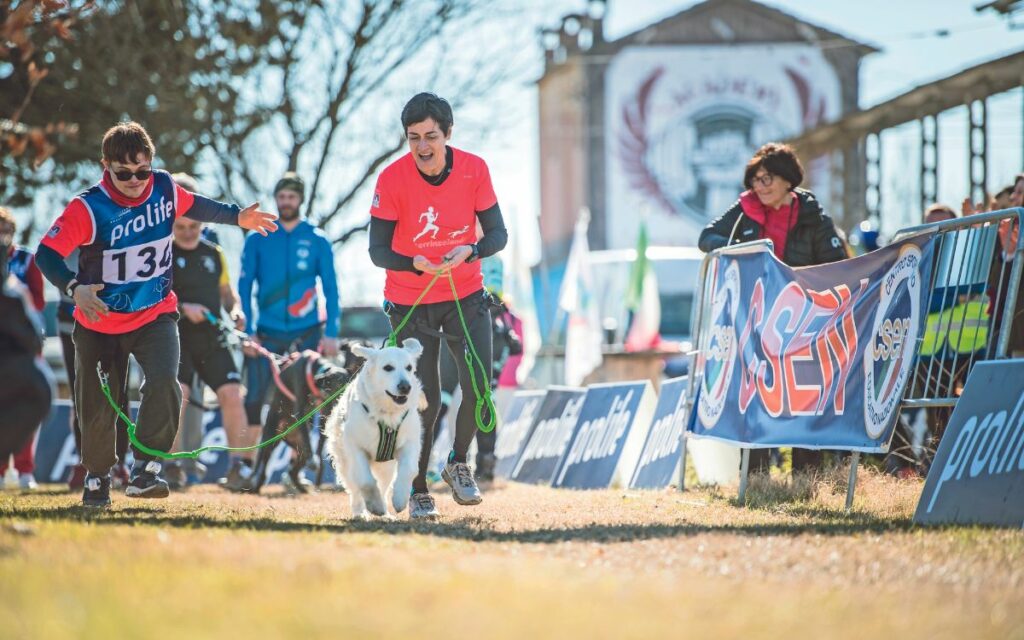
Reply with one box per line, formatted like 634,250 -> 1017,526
110,168 -> 153,181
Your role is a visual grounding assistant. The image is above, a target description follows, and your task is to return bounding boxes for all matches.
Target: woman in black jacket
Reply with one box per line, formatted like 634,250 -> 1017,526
698,143 -> 847,266
698,143 -> 847,473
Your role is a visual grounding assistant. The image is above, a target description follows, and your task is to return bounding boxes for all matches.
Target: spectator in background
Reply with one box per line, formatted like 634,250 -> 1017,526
0,207 -> 45,490
991,174 -> 1024,358
166,173 -> 251,490
0,225 -> 52,466
698,142 -> 847,474
992,185 -> 1015,212
925,203 -> 957,224
236,172 -> 340,491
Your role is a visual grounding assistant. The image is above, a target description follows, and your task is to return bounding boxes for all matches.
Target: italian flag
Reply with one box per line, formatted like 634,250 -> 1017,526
624,222 -> 661,352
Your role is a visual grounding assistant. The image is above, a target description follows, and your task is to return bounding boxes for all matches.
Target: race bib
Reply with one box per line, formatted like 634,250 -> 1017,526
102,236 -> 173,284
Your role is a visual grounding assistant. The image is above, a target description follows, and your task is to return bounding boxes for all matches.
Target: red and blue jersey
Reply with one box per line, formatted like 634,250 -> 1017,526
41,170 -> 200,334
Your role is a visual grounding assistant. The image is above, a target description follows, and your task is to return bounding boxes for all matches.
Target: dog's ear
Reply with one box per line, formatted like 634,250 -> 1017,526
350,342 -> 375,360
401,337 -> 423,359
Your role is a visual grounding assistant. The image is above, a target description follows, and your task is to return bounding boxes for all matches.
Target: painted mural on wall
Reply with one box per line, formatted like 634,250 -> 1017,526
605,45 -> 841,248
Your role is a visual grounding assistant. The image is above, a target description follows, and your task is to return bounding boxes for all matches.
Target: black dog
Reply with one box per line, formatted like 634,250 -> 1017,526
249,349 -> 354,494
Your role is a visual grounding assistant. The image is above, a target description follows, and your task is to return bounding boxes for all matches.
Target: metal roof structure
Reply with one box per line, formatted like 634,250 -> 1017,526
786,49 -> 1024,160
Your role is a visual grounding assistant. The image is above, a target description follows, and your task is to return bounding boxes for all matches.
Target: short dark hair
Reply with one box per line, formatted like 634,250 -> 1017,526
743,143 -> 804,190
401,93 -> 453,135
101,121 -> 155,164
274,172 -> 305,201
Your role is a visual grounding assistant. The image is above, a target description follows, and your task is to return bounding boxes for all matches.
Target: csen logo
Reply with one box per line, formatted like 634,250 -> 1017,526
698,260 -> 739,428
864,245 -> 922,438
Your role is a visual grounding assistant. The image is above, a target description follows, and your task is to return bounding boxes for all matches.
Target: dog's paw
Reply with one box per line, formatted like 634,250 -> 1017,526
365,496 -> 388,517
351,510 -> 371,521
392,495 -> 409,514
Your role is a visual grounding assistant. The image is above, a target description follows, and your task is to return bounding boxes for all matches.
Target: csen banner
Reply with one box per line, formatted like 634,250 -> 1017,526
690,234 -> 935,452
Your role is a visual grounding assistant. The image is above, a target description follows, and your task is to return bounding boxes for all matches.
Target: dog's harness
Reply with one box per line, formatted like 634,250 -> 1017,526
361,402 -> 409,462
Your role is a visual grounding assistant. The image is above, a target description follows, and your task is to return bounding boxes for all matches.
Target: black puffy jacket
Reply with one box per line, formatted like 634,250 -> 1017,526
697,189 -> 848,267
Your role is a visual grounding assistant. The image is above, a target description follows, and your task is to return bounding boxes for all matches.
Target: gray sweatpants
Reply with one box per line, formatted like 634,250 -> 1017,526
73,313 -> 182,474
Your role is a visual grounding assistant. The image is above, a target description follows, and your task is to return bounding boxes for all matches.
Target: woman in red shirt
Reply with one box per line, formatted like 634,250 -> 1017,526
369,93 -> 507,519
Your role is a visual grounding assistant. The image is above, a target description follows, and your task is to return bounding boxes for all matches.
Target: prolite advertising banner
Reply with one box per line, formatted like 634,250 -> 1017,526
553,381 -> 656,489
630,376 -> 688,489
30,400 -> 333,486
494,390 -> 548,480
605,45 -> 841,249
915,360 -> 1024,528
511,387 -> 586,485
691,235 -> 935,451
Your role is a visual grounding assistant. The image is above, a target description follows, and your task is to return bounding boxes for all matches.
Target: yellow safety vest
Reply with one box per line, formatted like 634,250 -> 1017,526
919,299 -> 990,356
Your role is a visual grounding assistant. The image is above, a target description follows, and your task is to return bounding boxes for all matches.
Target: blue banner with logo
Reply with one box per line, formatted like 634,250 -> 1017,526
690,235 -> 935,452
511,387 -> 586,485
494,390 -> 548,479
630,376 -> 688,489
553,382 -> 655,489
915,359 -> 1024,527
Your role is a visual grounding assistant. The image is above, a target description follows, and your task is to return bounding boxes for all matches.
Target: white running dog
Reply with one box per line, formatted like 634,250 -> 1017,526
325,338 -> 425,519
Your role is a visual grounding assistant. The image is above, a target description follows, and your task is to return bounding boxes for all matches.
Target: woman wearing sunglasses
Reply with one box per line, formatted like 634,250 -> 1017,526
698,142 -> 848,473
34,121 -> 279,507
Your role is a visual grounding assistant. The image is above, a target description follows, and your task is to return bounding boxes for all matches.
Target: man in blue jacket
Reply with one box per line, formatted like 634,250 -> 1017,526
233,172 -> 340,490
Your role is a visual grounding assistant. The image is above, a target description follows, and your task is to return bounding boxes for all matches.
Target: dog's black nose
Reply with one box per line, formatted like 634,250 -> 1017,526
397,380 -> 411,395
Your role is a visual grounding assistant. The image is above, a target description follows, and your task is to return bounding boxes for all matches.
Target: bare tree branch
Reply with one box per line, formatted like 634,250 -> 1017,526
331,219 -> 370,246
315,135 -> 406,228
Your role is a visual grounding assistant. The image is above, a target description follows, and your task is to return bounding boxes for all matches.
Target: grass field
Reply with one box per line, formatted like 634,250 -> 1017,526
1,468 -> 1022,639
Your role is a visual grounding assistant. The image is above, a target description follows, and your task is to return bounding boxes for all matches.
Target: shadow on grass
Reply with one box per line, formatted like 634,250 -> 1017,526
0,500 -> 915,544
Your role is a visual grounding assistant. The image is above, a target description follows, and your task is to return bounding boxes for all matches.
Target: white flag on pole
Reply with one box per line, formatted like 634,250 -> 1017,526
558,210 -> 603,386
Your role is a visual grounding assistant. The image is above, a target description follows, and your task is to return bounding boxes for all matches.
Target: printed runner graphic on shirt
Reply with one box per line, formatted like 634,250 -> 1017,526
413,206 -> 442,242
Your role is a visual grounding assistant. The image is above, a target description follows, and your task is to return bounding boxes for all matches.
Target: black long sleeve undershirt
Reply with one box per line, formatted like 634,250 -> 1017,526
368,202 -> 508,272
369,218 -> 419,272
35,244 -> 75,293
475,203 -> 507,258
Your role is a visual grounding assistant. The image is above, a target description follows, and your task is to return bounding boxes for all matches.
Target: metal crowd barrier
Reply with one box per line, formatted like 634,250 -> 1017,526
678,208 -> 1024,510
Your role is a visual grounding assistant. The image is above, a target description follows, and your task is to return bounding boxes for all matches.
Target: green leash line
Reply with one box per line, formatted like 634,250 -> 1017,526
97,362 -> 348,460
384,264 -> 496,433
446,274 -> 498,433
97,264 -> 497,459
